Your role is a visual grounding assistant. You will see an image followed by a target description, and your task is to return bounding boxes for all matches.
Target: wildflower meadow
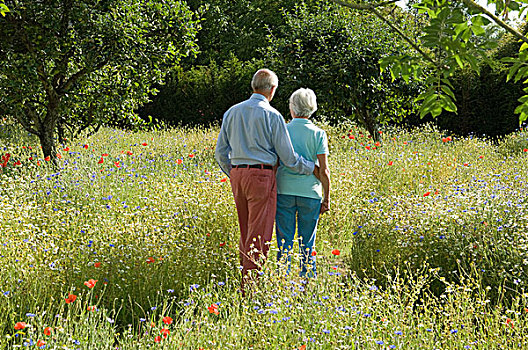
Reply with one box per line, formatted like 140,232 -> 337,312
1,119 -> 528,349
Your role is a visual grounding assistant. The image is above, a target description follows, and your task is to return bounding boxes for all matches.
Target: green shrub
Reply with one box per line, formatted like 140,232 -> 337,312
137,57 -> 263,126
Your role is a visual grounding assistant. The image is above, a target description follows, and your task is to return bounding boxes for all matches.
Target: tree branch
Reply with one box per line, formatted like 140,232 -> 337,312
370,7 -> 438,67
58,58 -> 109,93
16,107 -> 40,135
331,0 -> 400,10
330,0 -> 439,68
462,0 -> 528,44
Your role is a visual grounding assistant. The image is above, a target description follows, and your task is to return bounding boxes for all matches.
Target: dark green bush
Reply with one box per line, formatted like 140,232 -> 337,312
137,57 -> 263,126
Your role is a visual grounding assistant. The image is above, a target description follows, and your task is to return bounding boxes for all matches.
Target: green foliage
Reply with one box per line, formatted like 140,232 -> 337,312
408,25 -> 527,137
185,0 -> 320,64
137,56 -> 263,126
267,2 -> 422,138
0,0 -> 199,158
0,1 -> 8,16
335,0 -> 526,122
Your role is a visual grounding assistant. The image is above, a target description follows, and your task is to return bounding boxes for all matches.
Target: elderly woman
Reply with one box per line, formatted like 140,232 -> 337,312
276,88 -> 331,277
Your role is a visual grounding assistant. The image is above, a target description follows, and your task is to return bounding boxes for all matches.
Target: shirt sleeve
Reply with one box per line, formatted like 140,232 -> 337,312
215,117 -> 232,177
317,130 -> 329,155
271,115 -> 315,175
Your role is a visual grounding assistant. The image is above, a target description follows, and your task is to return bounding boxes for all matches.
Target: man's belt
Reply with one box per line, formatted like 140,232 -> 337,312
233,164 -> 273,170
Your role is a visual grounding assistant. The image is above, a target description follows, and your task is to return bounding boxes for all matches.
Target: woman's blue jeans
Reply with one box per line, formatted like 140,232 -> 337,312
276,194 -> 321,277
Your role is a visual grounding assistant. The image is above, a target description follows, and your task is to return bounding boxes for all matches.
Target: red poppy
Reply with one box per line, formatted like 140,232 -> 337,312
36,161 -> 41,166
57,153 -> 62,159
176,159 -> 183,165
114,161 -> 120,168
160,328 -> 170,338
14,322 -> 26,330
63,147 -> 70,152
36,340 -> 46,348
403,141 -> 408,145
29,157 -> 33,161
126,151 -> 133,156
220,178 -> 227,182
348,135 -> 354,139
84,279 -> 98,289
189,154 -> 195,158
94,262 -> 101,268
463,163 -> 469,166
299,345 -> 307,350
331,249 -> 340,256
524,148 -> 528,152
102,153 -> 109,157
208,303 -> 219,315
219,242 -> 226,247
87,306 -> 96,312
365,146 -> 371,150
98,158 -> 104,164
43,327 -> 51,336
375,142 -> 381,147
311,251 -> 317,256
154,336 -> 162,343
142,143 -> 148,146
162,316 -> 173,325
65,293 -> 77,304
388,161 -> 393,166
84,144 -> 88,149
506,318 -> 514,328
14,161 -> 21,166
146,257 -> 155,264
423,192 -> 430,197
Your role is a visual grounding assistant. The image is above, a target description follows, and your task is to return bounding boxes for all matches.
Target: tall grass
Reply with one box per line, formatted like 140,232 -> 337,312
1,119 -> 528,349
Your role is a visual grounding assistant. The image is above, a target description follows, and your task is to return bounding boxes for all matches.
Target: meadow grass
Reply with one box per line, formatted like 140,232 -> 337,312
1,119 -> 528,349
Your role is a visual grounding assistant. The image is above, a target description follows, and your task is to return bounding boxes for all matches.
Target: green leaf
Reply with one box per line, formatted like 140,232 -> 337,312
453,54 -> 464,69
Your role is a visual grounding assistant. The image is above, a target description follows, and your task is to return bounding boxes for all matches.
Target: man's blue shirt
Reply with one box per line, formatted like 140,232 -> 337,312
215,93 -> 315,176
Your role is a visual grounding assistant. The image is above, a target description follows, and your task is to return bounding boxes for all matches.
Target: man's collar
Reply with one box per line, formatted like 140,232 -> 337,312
291,118 -> 312,124
250,93 -> 268,102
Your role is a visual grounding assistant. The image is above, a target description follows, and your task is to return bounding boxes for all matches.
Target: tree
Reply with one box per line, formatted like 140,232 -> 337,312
267,2 -> 423,139
0,0 -> 198,160
331,0 -> 528,124
184,0 -> 321,65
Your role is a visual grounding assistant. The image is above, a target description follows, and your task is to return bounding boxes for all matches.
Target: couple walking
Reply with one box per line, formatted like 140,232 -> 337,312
215,69 -> 331,292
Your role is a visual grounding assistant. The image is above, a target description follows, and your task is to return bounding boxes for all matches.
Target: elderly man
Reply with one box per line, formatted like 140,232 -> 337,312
215,69 -> 316,292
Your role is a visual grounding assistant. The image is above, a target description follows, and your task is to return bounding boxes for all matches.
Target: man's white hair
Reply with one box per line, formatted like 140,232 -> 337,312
289,88 -> 317,117
251,69 -> 278,92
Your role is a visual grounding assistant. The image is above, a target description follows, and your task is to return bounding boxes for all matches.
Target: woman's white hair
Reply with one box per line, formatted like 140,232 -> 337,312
289,88 -> 317,117
251,69 -> 278,92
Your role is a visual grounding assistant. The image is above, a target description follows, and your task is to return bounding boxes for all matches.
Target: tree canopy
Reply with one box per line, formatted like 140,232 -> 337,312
331,0 -> 528,124
267,2 -> 423,138
0,0 -> 199,159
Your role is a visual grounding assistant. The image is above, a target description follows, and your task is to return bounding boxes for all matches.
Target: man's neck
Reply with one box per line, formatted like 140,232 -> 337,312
253,90 -> 273,101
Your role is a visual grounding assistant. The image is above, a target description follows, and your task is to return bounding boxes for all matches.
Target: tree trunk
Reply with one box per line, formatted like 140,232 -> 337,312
38,121 -> 58,166
357,108 -> 381,142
